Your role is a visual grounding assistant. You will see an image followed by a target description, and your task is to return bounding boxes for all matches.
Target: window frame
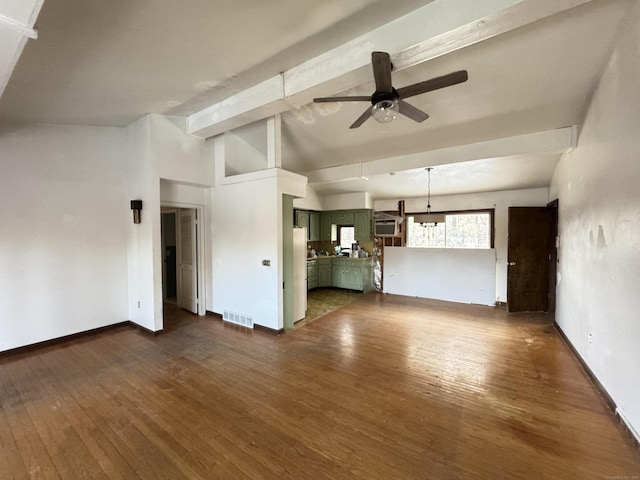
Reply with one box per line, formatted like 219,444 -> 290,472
338,225 -> 356,249
405,208 -> 495,249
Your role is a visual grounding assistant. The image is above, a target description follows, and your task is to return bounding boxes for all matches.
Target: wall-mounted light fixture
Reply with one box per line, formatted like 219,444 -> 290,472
130,200 -> 142,224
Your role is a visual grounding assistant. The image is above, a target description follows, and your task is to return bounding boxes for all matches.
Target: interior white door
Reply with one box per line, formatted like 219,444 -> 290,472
293,227 -> 307,322
177,208 -> 198,314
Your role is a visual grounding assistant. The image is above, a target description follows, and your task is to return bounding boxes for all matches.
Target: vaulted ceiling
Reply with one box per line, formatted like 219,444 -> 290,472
0,0 -> 632,199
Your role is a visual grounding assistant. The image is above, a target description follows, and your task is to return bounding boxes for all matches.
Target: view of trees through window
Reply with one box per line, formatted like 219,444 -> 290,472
407,212 -> 491,249
339,226 -> 355,249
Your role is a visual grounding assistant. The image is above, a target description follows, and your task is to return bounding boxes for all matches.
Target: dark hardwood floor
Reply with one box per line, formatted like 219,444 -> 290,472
1,294 -> 639,479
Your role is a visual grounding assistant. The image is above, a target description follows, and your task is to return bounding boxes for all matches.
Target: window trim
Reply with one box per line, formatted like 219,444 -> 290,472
405,208 -> 495,249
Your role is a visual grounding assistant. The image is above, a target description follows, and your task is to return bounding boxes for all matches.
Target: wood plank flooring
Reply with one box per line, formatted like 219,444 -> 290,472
1,293 -> 639,479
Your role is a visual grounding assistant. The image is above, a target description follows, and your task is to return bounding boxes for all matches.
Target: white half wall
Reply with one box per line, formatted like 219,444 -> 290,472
549,2 -> 640,441
0,124 -> 128,352
376,187 -> 548,303
384,247 -> 496,306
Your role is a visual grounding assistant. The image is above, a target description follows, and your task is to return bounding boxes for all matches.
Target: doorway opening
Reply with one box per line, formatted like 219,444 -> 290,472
161,204 -> 206,324
161,210 -> 178,304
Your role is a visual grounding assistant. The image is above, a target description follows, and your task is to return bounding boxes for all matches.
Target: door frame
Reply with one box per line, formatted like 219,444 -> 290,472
547,199 -> 559,314
161,201 -> 206,316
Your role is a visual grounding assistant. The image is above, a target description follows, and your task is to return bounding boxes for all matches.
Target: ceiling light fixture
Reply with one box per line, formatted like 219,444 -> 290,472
414,167 -> 445,226
371,98 -> 399,123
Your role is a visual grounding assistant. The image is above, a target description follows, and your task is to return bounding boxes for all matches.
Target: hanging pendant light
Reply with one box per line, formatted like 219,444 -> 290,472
413,167 -> 445,226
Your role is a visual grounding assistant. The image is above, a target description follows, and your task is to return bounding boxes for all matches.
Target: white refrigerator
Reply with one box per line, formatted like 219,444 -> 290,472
293,227 -> 307,322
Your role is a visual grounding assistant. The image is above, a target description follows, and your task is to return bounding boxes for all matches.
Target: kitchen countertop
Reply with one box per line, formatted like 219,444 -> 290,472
307,255 -> 371,261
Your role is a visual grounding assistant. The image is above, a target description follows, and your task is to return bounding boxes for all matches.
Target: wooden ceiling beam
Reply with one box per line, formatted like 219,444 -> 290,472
303,127 -> 576,185
0,0 -> 44,98
187,0 -> 596,139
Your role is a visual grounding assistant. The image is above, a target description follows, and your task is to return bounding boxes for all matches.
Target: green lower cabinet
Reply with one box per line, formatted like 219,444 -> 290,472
307,260 -> 318,290
318,258 -> 332,287
345,267 -> 362,290
307,258 -> 372,292
330,258 -> 371,291
331,266 -> 346,289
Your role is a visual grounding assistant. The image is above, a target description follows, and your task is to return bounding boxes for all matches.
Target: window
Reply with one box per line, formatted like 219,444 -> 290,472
339,226 -> 355,249
406,211 -> 493,249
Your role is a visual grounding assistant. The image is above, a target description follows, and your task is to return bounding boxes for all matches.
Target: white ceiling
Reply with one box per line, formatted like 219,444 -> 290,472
0,0 -> 632,201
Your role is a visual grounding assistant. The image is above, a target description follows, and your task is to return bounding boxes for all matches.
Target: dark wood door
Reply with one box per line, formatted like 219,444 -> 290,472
507,207 -> 552,312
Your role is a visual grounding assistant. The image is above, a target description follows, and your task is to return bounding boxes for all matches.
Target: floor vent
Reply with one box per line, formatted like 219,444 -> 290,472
223,310 -> 254,329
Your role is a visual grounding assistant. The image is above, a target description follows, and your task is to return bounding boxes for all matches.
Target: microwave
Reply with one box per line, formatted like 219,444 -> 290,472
375,219 -> 399,236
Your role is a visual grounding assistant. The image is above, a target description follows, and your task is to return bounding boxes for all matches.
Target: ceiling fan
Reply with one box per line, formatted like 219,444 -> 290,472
313,51 -> 468,129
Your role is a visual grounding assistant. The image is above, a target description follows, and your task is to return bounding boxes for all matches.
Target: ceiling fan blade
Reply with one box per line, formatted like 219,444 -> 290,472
371,51 -> 393,93
397,100 -> 429,123
313,96 -> 371,103
349,106 -> 373,129
396,70 -> 468,99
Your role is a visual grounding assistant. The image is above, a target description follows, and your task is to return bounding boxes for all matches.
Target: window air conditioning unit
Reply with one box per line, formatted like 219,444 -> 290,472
375,219 -> 399,237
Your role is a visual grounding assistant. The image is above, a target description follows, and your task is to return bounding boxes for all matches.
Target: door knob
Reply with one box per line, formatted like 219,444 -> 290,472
508,262 -> 516,266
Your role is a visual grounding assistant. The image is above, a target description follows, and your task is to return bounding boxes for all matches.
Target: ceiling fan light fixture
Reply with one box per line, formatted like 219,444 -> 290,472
372,99 -> 399,123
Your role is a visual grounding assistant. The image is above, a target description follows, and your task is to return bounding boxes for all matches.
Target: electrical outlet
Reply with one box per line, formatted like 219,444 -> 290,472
137,301 -> 141,308
588,332 -> 593,344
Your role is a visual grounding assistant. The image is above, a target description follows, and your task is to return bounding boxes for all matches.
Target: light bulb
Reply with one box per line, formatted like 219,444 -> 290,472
372,99 -> 399,123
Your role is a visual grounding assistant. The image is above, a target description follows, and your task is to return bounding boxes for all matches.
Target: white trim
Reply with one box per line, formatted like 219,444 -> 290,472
616,407 -> 640,445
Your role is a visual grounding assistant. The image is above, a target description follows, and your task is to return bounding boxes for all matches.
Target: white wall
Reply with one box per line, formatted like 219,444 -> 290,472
224,130 -> 268,176
376,187 -> 548,303
293,185 -> 324,211
322,191 -> 372,210
125,116 -> 159,331
0,124 -> 128,351
151,115 -> 215,186
549,3 -> 640,441
160,180 -> 208,205
211,169 -> 306,330
384,247 -> 496,305
126,114 -> 214,331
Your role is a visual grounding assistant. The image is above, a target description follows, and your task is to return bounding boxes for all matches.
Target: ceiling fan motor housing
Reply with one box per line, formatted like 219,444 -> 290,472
371,89 -> 399,105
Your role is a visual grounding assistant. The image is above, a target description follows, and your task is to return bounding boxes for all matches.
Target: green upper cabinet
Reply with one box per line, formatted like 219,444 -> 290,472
301,209 -> 372,242
320,212 -> 333,241
354,210 -> 373,242
332,210 -> 354,225
309,212 -> 320,241
296,210 -> 310,238
296,210 -> 320,241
